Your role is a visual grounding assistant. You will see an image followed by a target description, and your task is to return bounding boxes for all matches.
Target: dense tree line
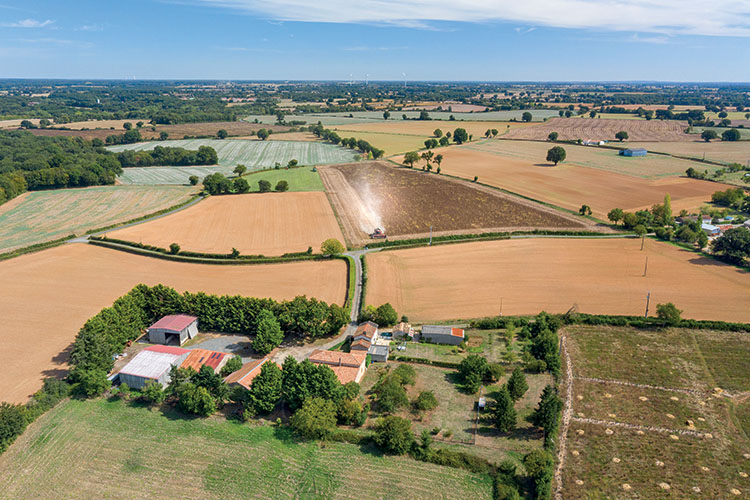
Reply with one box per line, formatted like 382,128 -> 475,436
116,145 -> 218,167
309,124 -> 385,159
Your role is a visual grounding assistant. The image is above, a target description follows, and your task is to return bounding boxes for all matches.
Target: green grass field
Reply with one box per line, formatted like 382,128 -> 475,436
563,325 -> 750,498
0,398 -> 494,500
0,185 -> 195,252
241,167 -> 325,192
110,139 -> 358,185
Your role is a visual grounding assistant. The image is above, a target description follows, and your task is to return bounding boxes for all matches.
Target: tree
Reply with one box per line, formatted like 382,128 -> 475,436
321,238 -> 345,256
578,204 -> 592,216
253,309 -> 284,355
169,243 -> 180,254
383,111 -> 391,120
373,416 -> 414,454
722,128 -> 741,141
233,177 -> 250,193
220,355 -> 243,377
176,383 -> 216,416
522,112 -> 533,122
506,368 -> 528,401
233,164 -> 247,177
421,150 -> 434,170
607,208 -> 624,225
287,159 -> 298,168
634,224 -> 647,237
373,303 -> 398,326
39,118 -> 51,128
656,302 -> 682,325
141,380 -> 166,404
712,227 -> 750,264
391,364 -> 416,386
258,179 -> 271,192
701,129 -> 718,142
546,146 -> 566,165
136,121 -> 144,128
291,397 -> 338,439
452,128 -> 469,144
249,362 -> 283,413
123,122 -> 132,130
615,130 -> 629,142
256,128 -> 270,141
424,138 -> 438,149
203,172 -> 231,195
433,154 -> 443,171
491,129 -> 498,137
188,175 -> 199,186
490,386 -> 516,432
547,132 -> 558,141
0,403 -> 28,453
414,390 -> 438,411
275,180 -> 289,192
433,128 -> 442,137
458,355 -> 488,394
530,384 -> 563,448
217,129 -> 228,139
662,193 -> 673,225
589,110 -> 597,118
439,136 -> 450,146
193,364 -> 230,402
524,449 -> 554,500
159,131 -> 169,140
375,375 -> 409,413
403,151 -> 420,168
718,111 -> 729,118
69,368 -> 110,397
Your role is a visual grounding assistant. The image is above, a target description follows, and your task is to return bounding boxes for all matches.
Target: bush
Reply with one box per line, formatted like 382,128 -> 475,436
337,398 -> 368,426
656,302 -> 682,325
524,359 -> 547,373
220,355 -> 243,377
140,380 -> 166,404
69,368 -> 111,397
321,238 -> 345,256
0,403 -> 29,453
373,416 -> 414,454
233,177 -> 250,193
275,180 -> 289,192
169,243 -> 180,254
258,179 -> 271,192
188,175 -> 199,186
413,390 -> 438,411
485,363 -> 504,383
373,303 -> 398,327
176,383 -> 216,416
524,449 -> 554,500
290,397 -> 337,439
391,364 -> 416,386
458,355 -> 488,394
374,375 -> 409,413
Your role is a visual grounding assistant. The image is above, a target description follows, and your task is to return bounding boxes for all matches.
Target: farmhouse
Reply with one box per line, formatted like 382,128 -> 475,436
308,349 -> 367,384
353,321 -> 379,343
224,357 -> 272,390
350,338 -> 371,352
181,348 -> 230,373
118,345 -> 189,389
619,148 -> 647,157
420,325 -> 465,345
392,322 -> 414,338
147,314 -> 198,346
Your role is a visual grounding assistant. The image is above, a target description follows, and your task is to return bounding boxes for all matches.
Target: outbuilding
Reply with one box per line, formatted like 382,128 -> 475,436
147,314 -> 198,346
224,357 -> 272,390
702,223 -> 721,235
420,325 -> 465,345
118,345 -> 189,389
619,148 -> 647,157
368,344 -> 389,363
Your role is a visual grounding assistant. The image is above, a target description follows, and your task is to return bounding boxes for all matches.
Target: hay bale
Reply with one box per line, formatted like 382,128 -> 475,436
576,429 -> 585,435
612,457 -> 621,463
639,396 -> 648,402
686,419 -> 695,429
692,486 -> 701,493
608,413 -> 617,418
571,450 -> 580,456
744,453 -> 750,459
701,466 -> 710,472
604,393 -> 612,398
622,484 -> 632,491
666,413 -> 675,419
577,412 -> 585,418
655,460 -> 664,467
605,428 -> 614,435
669,434 -> 679,440
670,396 -> 679,401
576,395 -> 584,400
575,479 -> 584,485
659,482 -> 671,490
731,488 -> 741,495
740,472 -> 748,478
636,430 -> 645,435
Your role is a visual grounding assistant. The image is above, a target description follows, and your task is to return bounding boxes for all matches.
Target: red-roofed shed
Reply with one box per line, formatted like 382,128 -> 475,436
147,314 -> 199,346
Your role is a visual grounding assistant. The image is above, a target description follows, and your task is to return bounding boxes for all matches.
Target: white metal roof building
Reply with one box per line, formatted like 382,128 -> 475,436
118,345 -> 189,389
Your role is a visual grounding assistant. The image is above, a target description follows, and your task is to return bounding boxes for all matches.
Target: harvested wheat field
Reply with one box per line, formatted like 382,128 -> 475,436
505,117 -> 691,142
334,120 -> 536,141
320,161 -> 590,246
626,141 -> 750,166
0,185 -> 196,253
0,243 -> 347,403
365,238 -> 750,323
431,146 -> 729,219
55,119 -> 150,130
106,192 -> 345,256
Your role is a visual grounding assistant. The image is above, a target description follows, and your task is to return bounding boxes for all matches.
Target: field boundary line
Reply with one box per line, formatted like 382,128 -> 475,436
554,335 -> 574,500
569,416 -> 713,438
574,376 -> 709,396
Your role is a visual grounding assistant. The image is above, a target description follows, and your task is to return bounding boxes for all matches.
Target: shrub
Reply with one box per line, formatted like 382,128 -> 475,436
0,403 -> 29,453
524,449 -> 554,500
373,416 -> 414,454
275,180 -> 289,192
320,238 -> 345,256
391,364 -> 416,386
258,179 -> 271,192
233,177 -> 250,193
413,390 -> 438,411
458,355 -> 488,394
220,355 -> 243,377
485,363 -> 504,383
290,397 -> 337,439
374,375 -> 409,413
524,359 -> 547,373
188,175 -> 199,185
176,383 -> 216,416
373,303 -> 398,326
656,302 -> 682,325
169,243 -> 180,254
337,398 -> 368,426
69,368 -> 111,397
141,380 -> 166,404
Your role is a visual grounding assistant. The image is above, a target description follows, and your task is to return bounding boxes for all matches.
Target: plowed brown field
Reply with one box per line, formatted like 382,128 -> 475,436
430,146 -> 729,219
319,161 -> 590,246
0,244 -> 347,403
505,117 -> 691,142
106,192 -> 344,256
365,238 -> 750,323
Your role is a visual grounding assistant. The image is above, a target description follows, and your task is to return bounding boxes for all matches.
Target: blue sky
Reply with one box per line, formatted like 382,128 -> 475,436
1,0 -> 749,81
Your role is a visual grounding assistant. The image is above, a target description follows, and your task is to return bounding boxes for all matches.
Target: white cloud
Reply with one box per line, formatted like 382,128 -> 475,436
1,18 -> 55,28
76,24 -> 104,32
191,0 -> 750,37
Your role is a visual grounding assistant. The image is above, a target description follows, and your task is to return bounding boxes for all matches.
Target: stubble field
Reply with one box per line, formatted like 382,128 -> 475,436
430,144 -> 728,218
625,141 -> 750,166
0,398 -> 493,500
105,192 -> 345,256
0,243 -> 347,403
319,161 -> 588,246
0,185 -> 196,253
364,238 -> 750,323
504,117 -> 692,142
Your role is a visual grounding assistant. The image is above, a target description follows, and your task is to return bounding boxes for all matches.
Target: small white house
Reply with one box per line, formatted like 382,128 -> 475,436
147,314 -> 198,345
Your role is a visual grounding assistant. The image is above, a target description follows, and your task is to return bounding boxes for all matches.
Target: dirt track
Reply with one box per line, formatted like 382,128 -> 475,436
0,244 -> 347,404
106,192 -> 345,256
365,238 -> 750,323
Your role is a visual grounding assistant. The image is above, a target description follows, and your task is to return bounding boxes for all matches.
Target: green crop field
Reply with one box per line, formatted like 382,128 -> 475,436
242,167 -> 324,192
0,398 -> 494,500
0,185 -> 195,253
561,325 -> 750,498
110,139 -> 359,185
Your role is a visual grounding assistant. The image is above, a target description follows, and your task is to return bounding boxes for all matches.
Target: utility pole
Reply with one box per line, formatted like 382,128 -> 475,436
499,297 -> 503,316
429,225 -> 433,246
643,256 -> 648,277
644,291 -> 651,318
640,234 -> 645,251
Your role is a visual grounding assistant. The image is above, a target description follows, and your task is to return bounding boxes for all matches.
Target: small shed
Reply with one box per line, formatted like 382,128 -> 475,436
620,148 -> 647,157
368,344 -> 389,363
147,314 -> 198,345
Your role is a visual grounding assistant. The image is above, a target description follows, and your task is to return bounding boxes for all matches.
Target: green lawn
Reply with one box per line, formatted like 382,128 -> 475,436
396,330 -> 506,364
0,398 -> 493,500
241,166 -> 324,192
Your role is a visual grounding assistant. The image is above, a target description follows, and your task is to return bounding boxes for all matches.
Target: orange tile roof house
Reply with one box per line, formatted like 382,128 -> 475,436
350,338 -> 371,351
180,348 -> 230,373
420,325 -> 465,345
353,321 -> 378,342
308,349 -> 367,384
224,357 -> 272,390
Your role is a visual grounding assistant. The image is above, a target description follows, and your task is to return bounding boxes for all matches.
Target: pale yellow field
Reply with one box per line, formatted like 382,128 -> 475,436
627,141 -> 750,165
106,192 -> 345,256
57,119 -> 151,130
366,238 -> 750,323
0,118 -> 41,129
334,120 -> 535,139
0,243 -> 347,403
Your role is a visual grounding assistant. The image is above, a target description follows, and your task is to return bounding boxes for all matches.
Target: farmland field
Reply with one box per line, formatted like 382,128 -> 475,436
0,185 -> 196,253
364,238 -> 750,323
430,143 -> 729,218
504,117 -> 691,142
0,398 -> 494,500
310,110 -> 561,122
625,141 -> 750,166
0,243 -> 347,403
561,326 -> 750,499
139,121 -> 289,140
319,161 -> 589,246
105,192 -> 344,256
